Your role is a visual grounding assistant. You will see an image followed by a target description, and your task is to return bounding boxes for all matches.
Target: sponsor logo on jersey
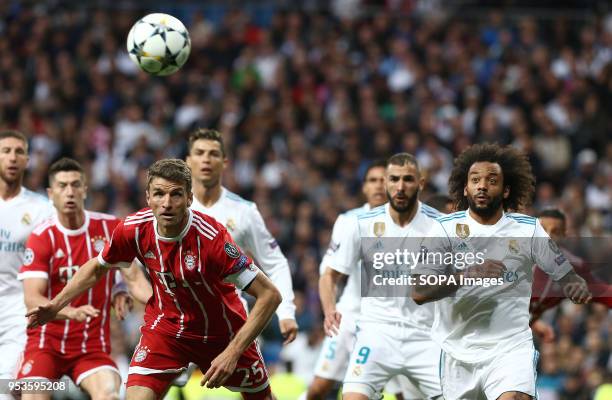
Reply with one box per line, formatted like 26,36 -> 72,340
352,365 -> 362,376
21,213 -> 32,225
508,239 -> 519,254
555,254 -> 567,266
144,251 -> 156,259
224,242 -> 240,259
54,248 -> 65,259
456,223 -> 470,239
134,346 -> 150,363
184,252 -> 196,271
24,248 -> 34,266
226,218 -> 236,231
373,222 -> 385,237
91,236 -> 106,252
21,360 -> 33,375
269,239 -> 278,249
59,266 -> 80,283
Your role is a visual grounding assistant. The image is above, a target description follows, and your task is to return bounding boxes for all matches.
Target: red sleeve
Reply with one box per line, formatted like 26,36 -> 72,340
18,231 -> 52,280
207,224 -> 254,278
97,220 -> 137,267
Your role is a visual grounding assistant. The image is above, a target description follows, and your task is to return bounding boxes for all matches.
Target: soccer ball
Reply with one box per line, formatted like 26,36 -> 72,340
126,13 -> 191,76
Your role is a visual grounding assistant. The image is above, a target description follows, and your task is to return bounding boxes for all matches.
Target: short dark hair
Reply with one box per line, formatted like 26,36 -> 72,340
387,153 -> 419,169
363,159 -> 387,182
0,130 -> 28,150
48,158 -> 85,183
426,194 -> 453,213
147,159 -> 192,193
449,144 -> 535,212
187,128 -> 225,157
538,208 -> 566,224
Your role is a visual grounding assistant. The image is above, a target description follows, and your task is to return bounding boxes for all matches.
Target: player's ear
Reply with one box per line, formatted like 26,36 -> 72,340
222,157 -> 228,170
186,191 -> 193,207
503,185 -> 510,199
46,186 -> 53,200
145,189 -> 151,206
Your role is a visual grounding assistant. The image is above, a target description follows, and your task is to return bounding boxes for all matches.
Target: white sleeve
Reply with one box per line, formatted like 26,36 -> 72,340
329,214 -> 361,275
319,213 -> 346,275
243,205 -> 296,321
224,263 -> 260,290
531,220 -> 573,281
414,221 -> 453,275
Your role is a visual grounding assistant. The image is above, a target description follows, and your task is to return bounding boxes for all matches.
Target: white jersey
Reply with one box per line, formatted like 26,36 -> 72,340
417,210 -> 573,363
191,187 -> 296,320
319,204 -> 370,316
0,187 -> 54,300
331,202 -> 442,329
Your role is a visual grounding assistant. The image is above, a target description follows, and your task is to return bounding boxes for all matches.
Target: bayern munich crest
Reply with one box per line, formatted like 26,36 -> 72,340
184,252 -> 196,271
91,236 -> 106,252
21,360 -> 33,375
134,346 -> 150,363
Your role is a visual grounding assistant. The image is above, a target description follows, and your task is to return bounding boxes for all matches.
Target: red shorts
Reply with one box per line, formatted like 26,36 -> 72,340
17,347 -> 119,386
128,328 -> 270,396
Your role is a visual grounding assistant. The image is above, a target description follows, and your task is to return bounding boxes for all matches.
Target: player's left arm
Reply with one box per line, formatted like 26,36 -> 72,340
245,205 -> 297,342
532,220 -> 591,304
201,271 -> 281,388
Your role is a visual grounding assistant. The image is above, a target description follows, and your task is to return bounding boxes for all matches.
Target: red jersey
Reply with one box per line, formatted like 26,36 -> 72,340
18,211 -> 120,355
98,208 -> 259,343
530,246 -> 612,320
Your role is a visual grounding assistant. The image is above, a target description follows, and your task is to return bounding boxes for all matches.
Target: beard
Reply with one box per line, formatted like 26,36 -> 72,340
466,191 -> 504,219
387,189 -> 418,213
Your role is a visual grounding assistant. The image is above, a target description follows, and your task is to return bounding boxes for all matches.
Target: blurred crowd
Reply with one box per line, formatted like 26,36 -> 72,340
1,0 -> 611,398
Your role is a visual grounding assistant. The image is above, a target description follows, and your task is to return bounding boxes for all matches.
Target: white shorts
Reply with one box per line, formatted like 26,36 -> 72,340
342,322 -> 442,399
440,340 -> 539,400
313,312 -> 357,381
385,375 -> 429,400
0,301 -> 26,380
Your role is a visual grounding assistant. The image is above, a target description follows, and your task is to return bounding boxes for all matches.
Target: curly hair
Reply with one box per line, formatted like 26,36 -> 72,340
448,144 -> 535,212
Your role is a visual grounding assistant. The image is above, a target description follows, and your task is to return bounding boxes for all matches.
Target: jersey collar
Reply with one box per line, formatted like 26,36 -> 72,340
54,211 -> 90,236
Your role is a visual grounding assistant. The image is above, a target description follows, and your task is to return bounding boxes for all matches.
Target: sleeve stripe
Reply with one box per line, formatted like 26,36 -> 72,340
194,226 -> 214,241
124,217 -> 155,226
17,271 -> 49,280
193,215 -> 219,235
192,217 -> 217,238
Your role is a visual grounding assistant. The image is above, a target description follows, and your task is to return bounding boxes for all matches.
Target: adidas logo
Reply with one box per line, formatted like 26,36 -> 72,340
144,251 -> 156,259
55,249 -> 65,259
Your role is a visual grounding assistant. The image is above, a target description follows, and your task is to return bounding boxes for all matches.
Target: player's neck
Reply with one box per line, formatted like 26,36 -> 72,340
468,207 -> 504,225
0,178 -> 22,201
193,180 -> 222,207
157,212 -> 189,238
390,203 -> 418,227
58,211 -> 86,230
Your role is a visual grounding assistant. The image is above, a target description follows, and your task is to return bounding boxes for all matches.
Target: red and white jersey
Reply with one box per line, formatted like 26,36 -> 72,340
97,208 -> 259,343
18,211 -> 120,355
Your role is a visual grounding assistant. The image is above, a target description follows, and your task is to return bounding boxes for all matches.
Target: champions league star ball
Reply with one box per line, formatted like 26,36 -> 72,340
126,13 -> 191,76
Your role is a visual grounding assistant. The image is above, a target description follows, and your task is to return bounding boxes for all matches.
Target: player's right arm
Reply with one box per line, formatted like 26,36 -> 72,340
26,220 -> 138,328
26,258 -> 110,328
319,213 -> 357,336
20,228 -> 100,323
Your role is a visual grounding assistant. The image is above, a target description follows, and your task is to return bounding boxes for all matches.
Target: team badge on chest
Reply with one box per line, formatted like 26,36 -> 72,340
184,251 -> 197,271
456,223 -> 470,239
373,222 -> 385,237
91,236 -> 107,252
